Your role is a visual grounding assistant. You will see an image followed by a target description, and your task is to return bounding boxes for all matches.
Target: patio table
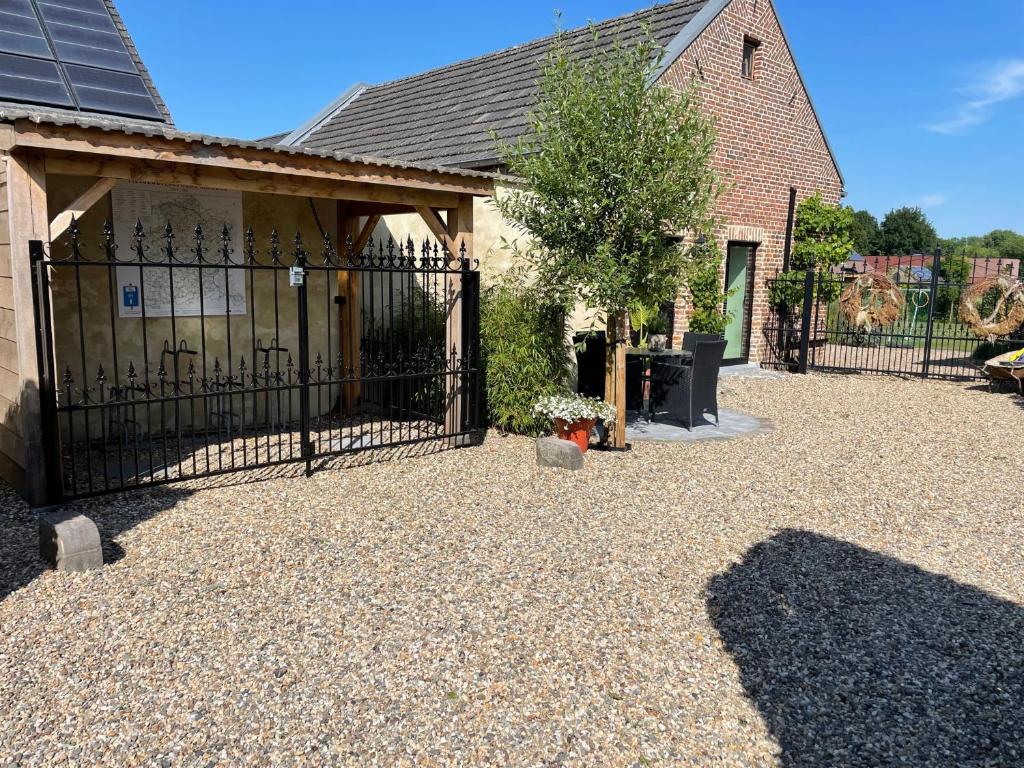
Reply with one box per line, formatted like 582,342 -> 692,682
626,347 -> 690,419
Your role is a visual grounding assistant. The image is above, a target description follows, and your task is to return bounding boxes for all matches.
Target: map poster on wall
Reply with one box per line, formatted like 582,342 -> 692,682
112,183 -> 246,318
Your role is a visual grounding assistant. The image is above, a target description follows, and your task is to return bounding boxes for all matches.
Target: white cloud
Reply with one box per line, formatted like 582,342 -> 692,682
928,59 -> 1024,135
918,193 -> 946,208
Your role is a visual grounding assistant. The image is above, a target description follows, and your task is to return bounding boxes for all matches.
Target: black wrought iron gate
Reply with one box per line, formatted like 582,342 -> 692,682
761,252 -> 1024,380
31,221 -> 483,502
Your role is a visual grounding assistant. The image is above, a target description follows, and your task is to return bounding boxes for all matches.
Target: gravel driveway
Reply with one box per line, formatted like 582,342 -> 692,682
1,373 -> 1022,767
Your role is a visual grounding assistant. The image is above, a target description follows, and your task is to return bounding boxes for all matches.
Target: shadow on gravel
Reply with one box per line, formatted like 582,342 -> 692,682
0,435 -> 464,604
707,529 -> 1024,767
0,482 -> 190,604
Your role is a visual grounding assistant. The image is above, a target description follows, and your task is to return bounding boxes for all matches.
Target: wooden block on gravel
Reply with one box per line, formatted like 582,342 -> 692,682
38,511 -> 103,572
536,437 -> 584,470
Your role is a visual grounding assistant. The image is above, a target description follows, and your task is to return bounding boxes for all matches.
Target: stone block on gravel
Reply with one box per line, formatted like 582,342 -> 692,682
536,437 -> 584,470
39,510 -> 103,571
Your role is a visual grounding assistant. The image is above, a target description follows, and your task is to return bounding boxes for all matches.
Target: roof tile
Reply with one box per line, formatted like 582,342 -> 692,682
298,0 -> 710,167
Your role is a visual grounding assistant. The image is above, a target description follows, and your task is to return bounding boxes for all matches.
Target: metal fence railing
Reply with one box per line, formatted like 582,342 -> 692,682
761,253 -> 1024,380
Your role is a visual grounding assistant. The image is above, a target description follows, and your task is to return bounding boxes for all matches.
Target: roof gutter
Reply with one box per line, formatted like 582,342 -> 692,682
279,82 -> 369,147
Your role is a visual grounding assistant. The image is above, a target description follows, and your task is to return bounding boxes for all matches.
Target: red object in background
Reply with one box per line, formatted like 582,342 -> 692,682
553,418 -> 596,453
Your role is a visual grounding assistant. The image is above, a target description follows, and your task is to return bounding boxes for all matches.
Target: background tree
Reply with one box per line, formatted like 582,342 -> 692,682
981,229 -> 1024,260
848,208 -> 880,255
495,29 -> 719,447
937,251 -> 971,320
878,207 -> 939,255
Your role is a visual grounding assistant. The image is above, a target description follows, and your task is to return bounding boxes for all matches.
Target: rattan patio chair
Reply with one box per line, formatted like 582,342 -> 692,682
654,339 -> 727,430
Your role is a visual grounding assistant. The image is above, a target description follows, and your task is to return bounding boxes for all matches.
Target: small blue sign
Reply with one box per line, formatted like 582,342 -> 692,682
123,284 -> 139,309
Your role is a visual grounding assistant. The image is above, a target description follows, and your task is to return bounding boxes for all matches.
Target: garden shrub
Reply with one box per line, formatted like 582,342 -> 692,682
769,193 -> 853,309
683,238 -> 731,334
481,271 -> 571,435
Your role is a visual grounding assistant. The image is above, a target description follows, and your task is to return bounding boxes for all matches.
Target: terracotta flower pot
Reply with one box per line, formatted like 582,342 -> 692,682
553,417 -> 596,453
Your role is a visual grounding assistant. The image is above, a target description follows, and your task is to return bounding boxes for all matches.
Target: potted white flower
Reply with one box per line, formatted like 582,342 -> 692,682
533,393 -> 618,453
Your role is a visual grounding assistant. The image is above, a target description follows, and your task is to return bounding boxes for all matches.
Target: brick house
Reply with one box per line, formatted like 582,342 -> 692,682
276,0 -> 844,364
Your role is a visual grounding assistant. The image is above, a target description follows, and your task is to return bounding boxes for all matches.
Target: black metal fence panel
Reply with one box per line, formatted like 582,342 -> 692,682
32,220 -> 483,501
761,253 -> 1024,380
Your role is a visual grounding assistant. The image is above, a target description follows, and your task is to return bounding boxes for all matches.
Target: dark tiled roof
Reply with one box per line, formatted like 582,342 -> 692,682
257,130 -> 291,144
295,0 -> 712,167
0,106 -> 497,181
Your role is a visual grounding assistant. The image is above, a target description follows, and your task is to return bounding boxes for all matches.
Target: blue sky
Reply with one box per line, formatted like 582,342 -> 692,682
118,0 -> 1023,238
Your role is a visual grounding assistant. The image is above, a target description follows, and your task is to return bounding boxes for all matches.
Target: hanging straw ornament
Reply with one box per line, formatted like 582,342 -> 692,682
839,271 -> 904,333
959,275 -> 1024,341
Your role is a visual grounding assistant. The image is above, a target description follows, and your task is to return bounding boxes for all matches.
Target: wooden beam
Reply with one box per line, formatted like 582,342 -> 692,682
443,195 -> 474,445
351,215 -> 381,255
5,150 -> 51,504
14,121 -> 494,197
43,154 -> 464,210
345,202 -> 415,216
604,311 -> 627,449
48,176 -> 116,241
414,205 -> 457,252
337,206 -> 361,414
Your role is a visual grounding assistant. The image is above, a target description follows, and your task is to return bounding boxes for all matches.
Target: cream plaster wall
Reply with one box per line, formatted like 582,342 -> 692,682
46,177 -> 341,435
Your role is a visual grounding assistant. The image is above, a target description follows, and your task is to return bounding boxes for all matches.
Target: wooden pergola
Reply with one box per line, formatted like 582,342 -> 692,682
0,115 -> 494,505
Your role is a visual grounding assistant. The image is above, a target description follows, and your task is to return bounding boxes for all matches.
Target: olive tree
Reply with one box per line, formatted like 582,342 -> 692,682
494,28 -> 719,446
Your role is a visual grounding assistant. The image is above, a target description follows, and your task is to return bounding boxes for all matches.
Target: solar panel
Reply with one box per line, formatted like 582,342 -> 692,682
64,62 -> 161,119
0,0 -> 165,120
38,2 -> 137,73
0,2 -> 52,58
0,50 -> 73,106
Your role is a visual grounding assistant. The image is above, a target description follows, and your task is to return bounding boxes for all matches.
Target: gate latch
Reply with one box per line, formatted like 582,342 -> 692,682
289,265 -> 305,287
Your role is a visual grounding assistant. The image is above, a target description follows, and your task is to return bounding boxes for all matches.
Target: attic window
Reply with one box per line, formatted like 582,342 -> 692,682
742,37 -> 760,80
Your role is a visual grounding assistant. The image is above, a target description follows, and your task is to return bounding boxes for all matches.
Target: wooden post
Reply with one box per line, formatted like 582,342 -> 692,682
604,310 -> 627,448
444,195 -> 473,445
5,150 -> 52,505
336,203 -> 361,414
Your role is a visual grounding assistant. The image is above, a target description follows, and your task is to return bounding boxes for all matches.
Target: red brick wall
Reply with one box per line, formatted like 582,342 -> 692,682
658,0 -> 844,361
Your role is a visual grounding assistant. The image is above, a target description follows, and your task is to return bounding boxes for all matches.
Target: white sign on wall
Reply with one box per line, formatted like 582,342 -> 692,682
112,183 -> 246,318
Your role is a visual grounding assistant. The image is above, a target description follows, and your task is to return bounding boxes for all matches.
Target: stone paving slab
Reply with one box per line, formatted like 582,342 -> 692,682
626,407 -> 774,443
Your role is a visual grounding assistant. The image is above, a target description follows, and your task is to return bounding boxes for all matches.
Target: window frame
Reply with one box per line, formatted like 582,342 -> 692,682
741,36 -> 760,80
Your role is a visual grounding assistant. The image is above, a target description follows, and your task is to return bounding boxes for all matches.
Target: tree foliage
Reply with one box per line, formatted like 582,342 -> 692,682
792,193 -> 855,270
493,27 -> 719,314
769,193 -> 853,308
480,269 -> 571,436
937,252 -> 971,319
982,229 -> 1024,260
683,238 -> 732,334
848,208 -> 880,255
878,207 -> 939,255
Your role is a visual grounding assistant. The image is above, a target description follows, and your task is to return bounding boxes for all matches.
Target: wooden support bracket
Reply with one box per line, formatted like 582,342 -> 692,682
49,177 -> 116,241
352,214 -> 381,255
414,205 -> 458,252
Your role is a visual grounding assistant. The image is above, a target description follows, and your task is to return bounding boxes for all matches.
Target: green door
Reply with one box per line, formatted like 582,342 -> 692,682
724,245 -> 751,359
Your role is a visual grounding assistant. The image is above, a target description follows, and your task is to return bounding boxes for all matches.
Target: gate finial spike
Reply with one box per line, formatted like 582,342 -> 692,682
66,215 -> 82,260
244,225 -> 256,264
133,219 -> 146,261
269,227 -> 281,264
163,221 -> 176,262
322,231 -> 335,265
220,224 -> 233,263
101,220 -> 116,259
193,223 -> 205,262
